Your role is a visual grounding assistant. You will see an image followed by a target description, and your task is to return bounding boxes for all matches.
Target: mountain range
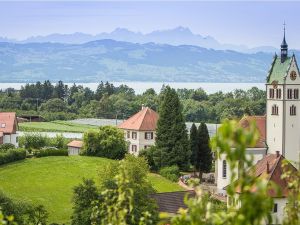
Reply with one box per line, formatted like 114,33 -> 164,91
0,27 -> 278,53
1,39 -> 292,83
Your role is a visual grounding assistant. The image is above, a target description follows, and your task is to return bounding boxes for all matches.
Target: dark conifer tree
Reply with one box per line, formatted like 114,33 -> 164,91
197,122 -> 213,181
189,123 -> 199,175
155,86 -> 191,170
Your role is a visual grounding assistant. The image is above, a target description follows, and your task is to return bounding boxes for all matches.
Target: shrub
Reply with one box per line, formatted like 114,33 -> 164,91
33,149 -> 68,158
159,165 -> 180,182
19,133 -> 48,149
0,143 -> 15,152
83,126 -> 127,160
0,149 -> 26,165
19,134 -> 68,150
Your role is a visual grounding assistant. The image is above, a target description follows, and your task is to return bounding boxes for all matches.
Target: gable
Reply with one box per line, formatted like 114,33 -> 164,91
0,112 -> 17,134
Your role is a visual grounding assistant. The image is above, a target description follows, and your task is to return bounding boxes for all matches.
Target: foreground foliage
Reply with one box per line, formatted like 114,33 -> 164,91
72,155 -> 158,225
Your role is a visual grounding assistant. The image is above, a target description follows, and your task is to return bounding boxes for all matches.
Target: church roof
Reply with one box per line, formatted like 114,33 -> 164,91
239,115 -> 266,148
118,107 -> 158,131
236,153 -> 298,197
266,54 -> 292,84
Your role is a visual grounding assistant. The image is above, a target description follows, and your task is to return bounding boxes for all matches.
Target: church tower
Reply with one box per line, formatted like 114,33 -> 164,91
266,25 -> 300,166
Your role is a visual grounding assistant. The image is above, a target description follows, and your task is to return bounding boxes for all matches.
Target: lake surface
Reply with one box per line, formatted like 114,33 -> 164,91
0,82 -> 265,94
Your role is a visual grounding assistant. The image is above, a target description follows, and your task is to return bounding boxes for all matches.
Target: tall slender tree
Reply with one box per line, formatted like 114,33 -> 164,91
155,86 -> 191,170
189,123 -> 199,175
197,122 -> 213,181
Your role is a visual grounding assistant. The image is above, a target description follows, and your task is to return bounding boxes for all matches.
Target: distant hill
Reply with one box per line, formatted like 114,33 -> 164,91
0,39 -> 287,83
1,27 -> 278,53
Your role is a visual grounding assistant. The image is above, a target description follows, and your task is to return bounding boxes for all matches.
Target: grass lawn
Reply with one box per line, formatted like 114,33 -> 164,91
0,156 -> 183,224
18,121 -> 98,133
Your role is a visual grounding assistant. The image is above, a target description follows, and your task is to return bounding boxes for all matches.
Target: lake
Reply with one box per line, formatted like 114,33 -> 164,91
0,82 -> 265,94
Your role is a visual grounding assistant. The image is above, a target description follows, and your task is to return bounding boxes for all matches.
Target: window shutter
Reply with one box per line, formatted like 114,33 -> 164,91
151,132 -> 153,139
145,132 -> 147,139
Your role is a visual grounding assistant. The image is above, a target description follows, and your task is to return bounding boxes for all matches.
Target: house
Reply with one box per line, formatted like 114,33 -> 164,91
216,28 -> 300,224
229,153 -> 297,224
67,140 -> 83,155
216,115 -> 268,194
118,106 -> 159,155
0,112 -> 18,147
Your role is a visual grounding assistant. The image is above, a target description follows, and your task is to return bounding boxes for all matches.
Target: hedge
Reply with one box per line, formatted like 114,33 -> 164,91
33,149 -> 68,158
159,165 -> 180,182
0,149 -> 26,165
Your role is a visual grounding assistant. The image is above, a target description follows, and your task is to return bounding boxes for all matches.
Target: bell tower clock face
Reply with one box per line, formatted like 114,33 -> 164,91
290,71 -> 297,80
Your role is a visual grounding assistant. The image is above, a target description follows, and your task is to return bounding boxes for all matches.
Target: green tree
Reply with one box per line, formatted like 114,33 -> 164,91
92,155 -> 158,225
71,179 -> 99,225
40,98 -> 68,113
189,123 -> 198,175
82,126 -> 127,159
197,122 -> 213,180
155,86 -> 191,170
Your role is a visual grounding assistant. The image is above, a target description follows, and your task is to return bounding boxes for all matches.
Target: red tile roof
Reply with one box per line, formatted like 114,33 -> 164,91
118,107 -> 159,131
0,112 -> 17,134
67,140 -> 83,148
236,153 -> 298,197
239,115 -> 266,148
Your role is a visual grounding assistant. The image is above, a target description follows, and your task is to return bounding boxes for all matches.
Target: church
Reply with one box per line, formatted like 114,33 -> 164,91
215,28 -> 299,224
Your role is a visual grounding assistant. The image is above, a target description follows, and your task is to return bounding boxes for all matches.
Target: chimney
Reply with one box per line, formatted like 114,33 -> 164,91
141,104 -> 145,110
266,161 -> 270,174
276,151 -> 280,158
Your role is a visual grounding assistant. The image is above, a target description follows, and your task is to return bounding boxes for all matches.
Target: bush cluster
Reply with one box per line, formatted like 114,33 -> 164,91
0,143 -> 15,152
19,133 -> 68,150
33,149 -> 68,158
159,165 -> 180,182
0,148 -> 26,165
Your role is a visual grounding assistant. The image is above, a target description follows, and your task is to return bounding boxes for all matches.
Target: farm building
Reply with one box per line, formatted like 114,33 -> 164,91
67,140 -> 83,155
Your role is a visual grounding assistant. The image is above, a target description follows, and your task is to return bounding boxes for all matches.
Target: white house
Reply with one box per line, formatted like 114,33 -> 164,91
118,106 -> 158,156
216,28 -> 299,224
0,112 -> 18,147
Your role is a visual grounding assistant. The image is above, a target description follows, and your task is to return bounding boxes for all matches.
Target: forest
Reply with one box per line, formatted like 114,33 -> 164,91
0,80 -> 266,123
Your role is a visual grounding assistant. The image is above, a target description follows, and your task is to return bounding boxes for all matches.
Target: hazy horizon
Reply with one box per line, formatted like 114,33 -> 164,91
0,1 -> 299,48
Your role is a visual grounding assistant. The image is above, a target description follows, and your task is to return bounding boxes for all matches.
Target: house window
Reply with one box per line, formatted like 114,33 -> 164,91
288,89 -> 293,99
273,203 -> 278,213
276,89 -> 281,99
272,105 -> 279,115
294,89 -> 299,99
145,132 -> 153,140
144,145 -> 149,149
132,145 -> 137,153
222,160 -> 227,178
290,105 -> 296,116
132,132 -> 137,140
126,131 -> 130,138
269,89 -> 275,99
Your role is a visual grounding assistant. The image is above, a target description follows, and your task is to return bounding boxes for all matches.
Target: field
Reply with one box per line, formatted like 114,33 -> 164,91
18,121 -> 98,133
0,156 -> 183,224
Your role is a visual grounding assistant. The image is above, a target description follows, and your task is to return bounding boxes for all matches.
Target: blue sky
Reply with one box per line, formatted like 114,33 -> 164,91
0,1 -> 300,48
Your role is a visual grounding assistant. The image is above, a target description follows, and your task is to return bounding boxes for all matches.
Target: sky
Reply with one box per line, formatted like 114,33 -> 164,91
0,1 -> 300,48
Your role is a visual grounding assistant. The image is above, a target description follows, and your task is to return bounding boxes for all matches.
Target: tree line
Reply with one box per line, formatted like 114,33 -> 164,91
0,80 -> 266,122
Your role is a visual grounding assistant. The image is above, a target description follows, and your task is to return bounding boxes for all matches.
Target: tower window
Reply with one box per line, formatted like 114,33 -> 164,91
276,89 -> 281,99
222,160 -> 227,178
294,89 -> 299,99
288,89 -> 293,99
290,105 -> 296,116
272,105 -> 279,115
269,89 -> 275,99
